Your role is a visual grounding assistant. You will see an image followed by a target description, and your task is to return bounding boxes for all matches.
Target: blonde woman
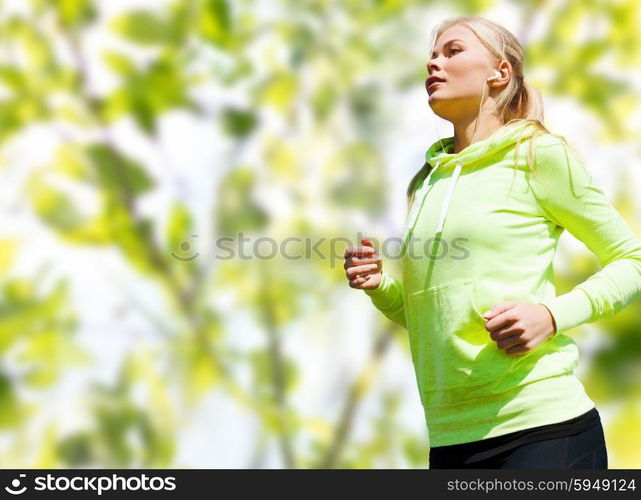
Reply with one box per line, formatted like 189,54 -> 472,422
344,16 -> 641,469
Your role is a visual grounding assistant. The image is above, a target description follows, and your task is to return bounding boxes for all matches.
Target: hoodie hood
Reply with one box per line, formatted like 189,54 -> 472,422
404,120 -> 541,252
425,120 -> 540,169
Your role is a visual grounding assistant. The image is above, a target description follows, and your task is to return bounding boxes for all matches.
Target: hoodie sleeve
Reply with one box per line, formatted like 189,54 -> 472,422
364,271 -> 407,329
529,135 -> 641,335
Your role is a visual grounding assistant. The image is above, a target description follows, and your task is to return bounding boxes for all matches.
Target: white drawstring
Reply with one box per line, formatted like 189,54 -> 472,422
434,162 -> 463,235
402,161 -> 462,254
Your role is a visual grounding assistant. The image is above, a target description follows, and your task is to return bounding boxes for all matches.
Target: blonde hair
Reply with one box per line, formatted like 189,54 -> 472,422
407,16 -> 569,209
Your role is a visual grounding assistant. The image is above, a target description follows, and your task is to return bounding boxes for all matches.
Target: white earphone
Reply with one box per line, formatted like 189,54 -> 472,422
466,70 -> 502,146
485,70 -> 501,82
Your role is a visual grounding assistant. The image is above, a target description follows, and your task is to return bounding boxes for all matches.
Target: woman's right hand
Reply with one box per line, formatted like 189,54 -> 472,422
344,237 -> 383,291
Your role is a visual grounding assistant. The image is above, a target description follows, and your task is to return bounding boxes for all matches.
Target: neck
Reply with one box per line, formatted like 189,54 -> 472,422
451,111 -> 504,154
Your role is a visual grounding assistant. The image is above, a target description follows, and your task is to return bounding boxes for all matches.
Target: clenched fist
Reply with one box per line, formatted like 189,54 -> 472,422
483,301 -> 557,356
344,237 -> 383,291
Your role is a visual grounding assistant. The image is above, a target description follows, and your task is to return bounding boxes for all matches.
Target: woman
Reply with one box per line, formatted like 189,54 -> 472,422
343,16 -> 641,469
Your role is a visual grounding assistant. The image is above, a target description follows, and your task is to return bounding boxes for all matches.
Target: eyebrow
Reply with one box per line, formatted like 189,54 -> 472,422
431,39 -> 465,57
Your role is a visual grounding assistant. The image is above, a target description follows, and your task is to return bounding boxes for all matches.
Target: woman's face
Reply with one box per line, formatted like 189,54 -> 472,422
425,24 -> 498,120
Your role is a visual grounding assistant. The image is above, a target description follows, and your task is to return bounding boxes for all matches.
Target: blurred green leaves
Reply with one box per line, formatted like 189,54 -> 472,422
87,145 -> 154,196
216,167 -> 268,235
101,54 -> 194,134
199,0 -> 234,48
220,107 -> 258,138
0,0 -> 639,469
524,0 -> 641,139
111,10 -> 184,46
33,0 -> 98,29
0,275 -> 84,434
30,180 -> 86,234
58,357 -> 175,467
0,373 -> 22,428
327,142 -> 386,215
27,143 -> 155,253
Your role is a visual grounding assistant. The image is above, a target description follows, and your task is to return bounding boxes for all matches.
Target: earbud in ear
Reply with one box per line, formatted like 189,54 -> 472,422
486,71 -> 501,81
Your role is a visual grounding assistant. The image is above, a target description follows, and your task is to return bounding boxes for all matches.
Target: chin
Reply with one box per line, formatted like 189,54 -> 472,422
427,88 -> 446,101
427,94 -> 447,111
427,100 -> 454,122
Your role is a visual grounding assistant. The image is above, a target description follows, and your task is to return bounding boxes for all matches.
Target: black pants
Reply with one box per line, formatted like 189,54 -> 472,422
429,420 -> 608,469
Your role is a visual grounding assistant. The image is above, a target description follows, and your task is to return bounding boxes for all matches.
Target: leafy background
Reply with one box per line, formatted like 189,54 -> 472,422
0,0 -> 640,468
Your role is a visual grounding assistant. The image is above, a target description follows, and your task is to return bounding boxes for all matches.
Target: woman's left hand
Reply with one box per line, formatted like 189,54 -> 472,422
482,301 -> 557,356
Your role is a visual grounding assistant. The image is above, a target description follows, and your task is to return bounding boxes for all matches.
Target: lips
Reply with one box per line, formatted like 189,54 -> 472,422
427,76 -> 446,88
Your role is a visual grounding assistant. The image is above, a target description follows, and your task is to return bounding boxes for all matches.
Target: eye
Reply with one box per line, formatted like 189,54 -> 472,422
449,48 -> 461,55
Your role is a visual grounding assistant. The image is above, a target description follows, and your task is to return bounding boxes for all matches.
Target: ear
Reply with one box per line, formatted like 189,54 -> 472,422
488,59 -> 513,87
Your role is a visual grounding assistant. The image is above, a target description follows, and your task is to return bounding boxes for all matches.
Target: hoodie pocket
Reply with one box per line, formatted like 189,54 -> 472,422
406,279 -> 517,393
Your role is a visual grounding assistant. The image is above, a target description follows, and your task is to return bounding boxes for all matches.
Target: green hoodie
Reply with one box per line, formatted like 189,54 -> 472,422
365,119 -> 641,447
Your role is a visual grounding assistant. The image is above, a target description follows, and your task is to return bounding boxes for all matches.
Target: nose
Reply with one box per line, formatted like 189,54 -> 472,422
427,55 -> 443,75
